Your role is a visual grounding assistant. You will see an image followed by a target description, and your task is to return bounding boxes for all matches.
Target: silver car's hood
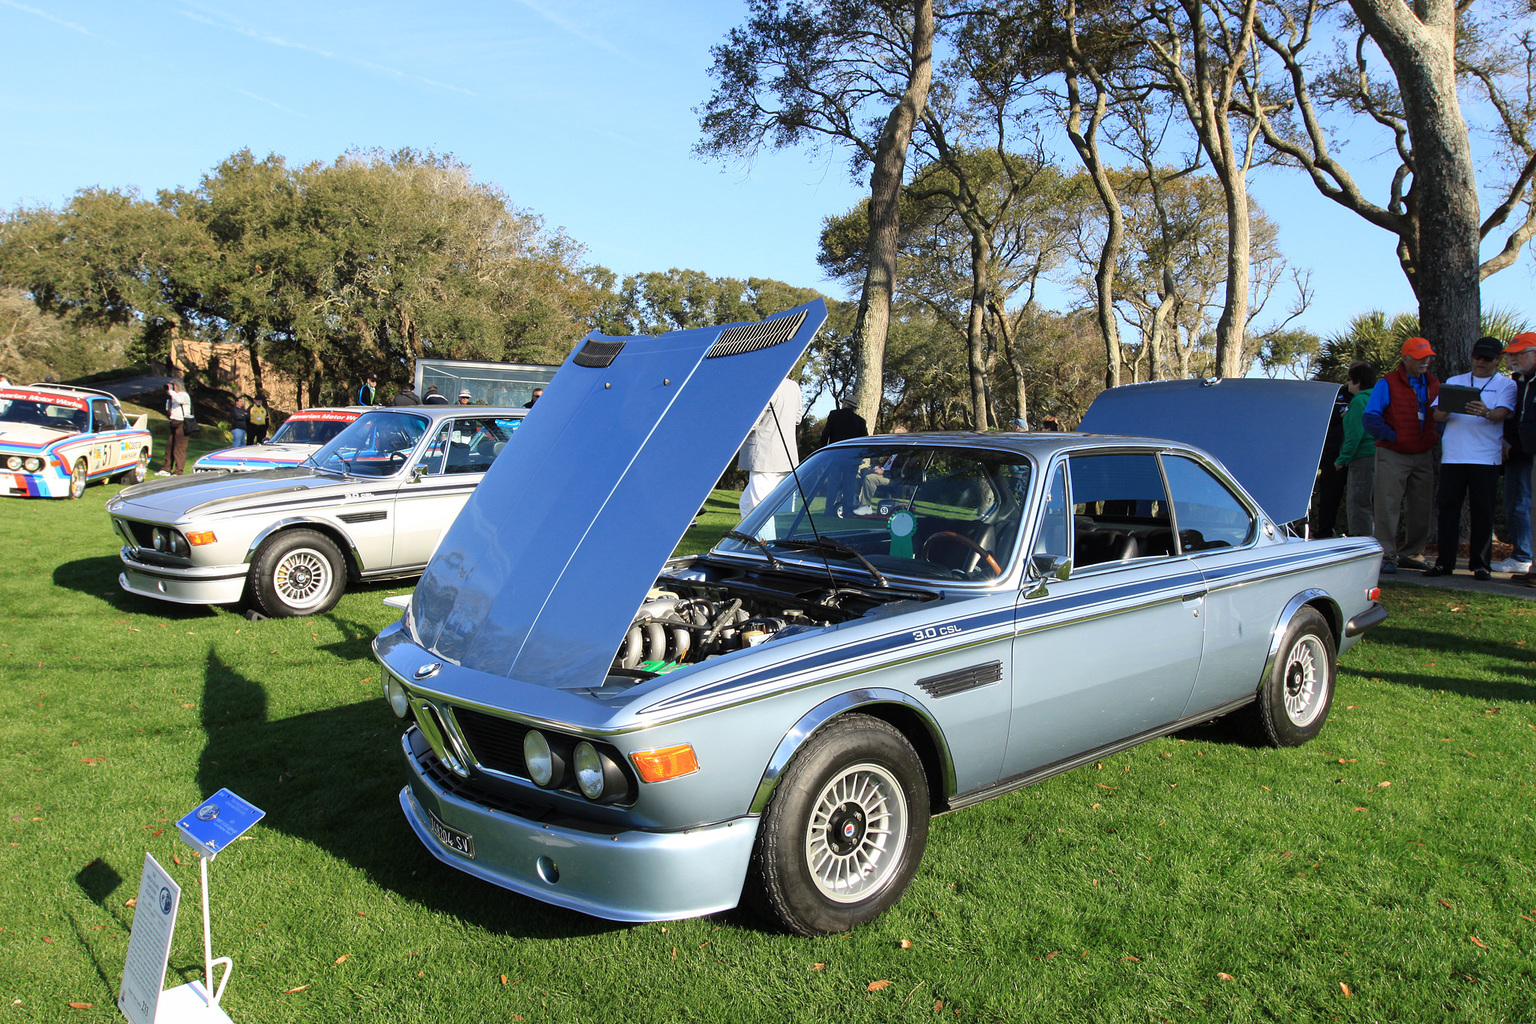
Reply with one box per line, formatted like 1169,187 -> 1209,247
195,442 -> 317,467
1078,377 -> 1338,525
110,466 -> 345,518
407,300 -> 826,690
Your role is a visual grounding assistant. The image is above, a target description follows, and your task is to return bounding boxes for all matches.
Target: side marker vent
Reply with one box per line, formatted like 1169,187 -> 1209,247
706,310 -> 807,358
916,661 -> 1003,699
574,338 -> 626,368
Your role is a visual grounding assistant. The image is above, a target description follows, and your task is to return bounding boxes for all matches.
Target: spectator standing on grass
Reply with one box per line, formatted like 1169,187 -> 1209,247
1334,361 -> 1378,537
248,396 -> 269,443
230,395 -> 249,448
1503,334 -> 1536,585
1425,336 -> 1515,581
1363,337 -> 1440,574
357,373 -> 378,406
738,377 -> 802,516
1498,332 -> 1536,575
820,397 -> 867,447
160,379 -> 192,476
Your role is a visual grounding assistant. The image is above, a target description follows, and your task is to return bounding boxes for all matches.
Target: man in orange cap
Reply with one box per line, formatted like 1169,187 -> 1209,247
1362,336 -> 1440,574
1505,333 -> 1536,582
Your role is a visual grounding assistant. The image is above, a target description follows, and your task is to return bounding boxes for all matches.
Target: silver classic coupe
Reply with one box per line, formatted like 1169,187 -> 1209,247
372,301 -> 1387,935
107,405 -> 525,617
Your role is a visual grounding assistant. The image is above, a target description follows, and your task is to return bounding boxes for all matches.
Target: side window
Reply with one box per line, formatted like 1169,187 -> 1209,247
1066,453 -> 1176,568
445,418 -> 514,474
91,401 -> 114,432
417,424 -> 450,477
1161,455 -> 1254,550
1033,463 -> 1070,561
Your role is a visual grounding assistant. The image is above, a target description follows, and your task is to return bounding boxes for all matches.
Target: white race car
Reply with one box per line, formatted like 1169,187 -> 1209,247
193,407 -> 367,472
0,385 -> 152,499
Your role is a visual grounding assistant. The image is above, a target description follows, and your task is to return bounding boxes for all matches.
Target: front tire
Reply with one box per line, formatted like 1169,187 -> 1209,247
1252,607 -> 1335,746
67,459 -> 88,499
746,715 -> 929,935
248,529 -> 346,617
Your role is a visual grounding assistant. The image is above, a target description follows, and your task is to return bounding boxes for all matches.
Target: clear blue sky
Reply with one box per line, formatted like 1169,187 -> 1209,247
1,0 -> 1531,348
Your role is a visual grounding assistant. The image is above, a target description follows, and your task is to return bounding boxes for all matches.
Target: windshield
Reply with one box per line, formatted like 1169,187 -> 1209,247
309,410 -> 430,477
0,390 -> 89,432
718,444 -> 1032,582
270,412 -> 360,446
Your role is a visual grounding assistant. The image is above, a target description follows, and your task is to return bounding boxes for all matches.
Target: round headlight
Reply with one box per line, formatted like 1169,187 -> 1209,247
152,528 -> 168,551
384,677 -> 410,718
573,742 -> 604,799
23,457 -> 42,472
5,456 -> 19,470
524,730 -> 559,788
169,531 -> 191,557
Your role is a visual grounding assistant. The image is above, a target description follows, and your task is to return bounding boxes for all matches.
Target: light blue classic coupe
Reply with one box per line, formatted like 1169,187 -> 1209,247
372,300 -> 1386,935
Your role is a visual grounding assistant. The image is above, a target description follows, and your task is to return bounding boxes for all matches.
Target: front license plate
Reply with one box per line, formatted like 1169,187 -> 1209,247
426,808 -> 475,859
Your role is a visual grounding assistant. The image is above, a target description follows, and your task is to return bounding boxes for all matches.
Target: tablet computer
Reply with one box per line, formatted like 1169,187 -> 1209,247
1436,384 -> 1482,415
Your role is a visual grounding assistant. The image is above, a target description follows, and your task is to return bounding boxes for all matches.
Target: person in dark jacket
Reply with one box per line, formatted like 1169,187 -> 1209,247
229,395 -> 250,448
391,385 -> 421,406
1311,379 -> 1354,537
357,373 -> 378,406
820,398 -> 868,447
1505,334 -> 1536,584
1362,336 -> 1439,573
1498,332 -> 1536,574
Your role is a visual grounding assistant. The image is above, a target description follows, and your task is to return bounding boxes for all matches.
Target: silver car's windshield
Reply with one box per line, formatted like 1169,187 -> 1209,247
719,444 -> 1032,582
269,412 -> 359,446
0,391 -> 89,432
310,410 -> 429,478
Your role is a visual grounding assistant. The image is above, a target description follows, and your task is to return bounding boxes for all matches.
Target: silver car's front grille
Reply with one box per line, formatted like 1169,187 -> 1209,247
453,707 -> 530,778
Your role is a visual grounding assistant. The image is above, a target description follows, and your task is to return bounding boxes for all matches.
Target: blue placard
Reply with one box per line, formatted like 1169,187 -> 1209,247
176,789 -> 265,858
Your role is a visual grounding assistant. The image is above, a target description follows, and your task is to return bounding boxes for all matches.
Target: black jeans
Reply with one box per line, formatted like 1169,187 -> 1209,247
1435,462 -> 1499,571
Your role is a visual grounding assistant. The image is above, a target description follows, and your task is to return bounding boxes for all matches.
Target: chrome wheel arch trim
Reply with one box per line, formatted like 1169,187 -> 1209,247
243,516 -> 363,574
1259,588 -> 1339,694
748,688 -> 953,816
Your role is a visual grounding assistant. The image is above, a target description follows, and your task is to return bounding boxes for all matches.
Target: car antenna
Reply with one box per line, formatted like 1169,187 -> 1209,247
768,399 -> 841,592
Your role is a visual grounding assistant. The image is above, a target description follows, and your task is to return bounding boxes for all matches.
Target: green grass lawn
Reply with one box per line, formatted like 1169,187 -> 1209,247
2,486 -> 1533,1022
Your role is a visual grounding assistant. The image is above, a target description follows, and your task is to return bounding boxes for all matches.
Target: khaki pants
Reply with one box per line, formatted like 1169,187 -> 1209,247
1372,446 -> 1433,564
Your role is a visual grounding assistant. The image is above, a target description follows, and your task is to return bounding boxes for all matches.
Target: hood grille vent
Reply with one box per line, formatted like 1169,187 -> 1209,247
706,310 -> 806,358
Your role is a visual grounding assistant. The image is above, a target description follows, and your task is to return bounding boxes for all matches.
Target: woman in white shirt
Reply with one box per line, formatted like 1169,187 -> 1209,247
163,380 -> 193,476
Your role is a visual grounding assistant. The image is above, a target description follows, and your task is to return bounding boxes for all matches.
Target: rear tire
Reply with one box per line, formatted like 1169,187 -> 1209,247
117,449 -> 149,485
1252,607 -> 1335,747
746,715 -> 929,935
249,529 -> 345,617
68,459 -> 88,499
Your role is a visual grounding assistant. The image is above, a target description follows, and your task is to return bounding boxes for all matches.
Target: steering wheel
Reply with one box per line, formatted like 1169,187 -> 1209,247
921,531 -> 1002,578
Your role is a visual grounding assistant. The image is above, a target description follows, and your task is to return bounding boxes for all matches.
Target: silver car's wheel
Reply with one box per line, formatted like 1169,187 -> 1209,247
804,762 -> 908,903
68,459 -> 88,499
1252,607 -> 1335,747
249,529 -> 346,617
746,714 -> 929,935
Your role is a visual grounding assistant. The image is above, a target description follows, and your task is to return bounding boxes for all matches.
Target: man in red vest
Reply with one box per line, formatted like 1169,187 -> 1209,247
1362,336 -> 1440,574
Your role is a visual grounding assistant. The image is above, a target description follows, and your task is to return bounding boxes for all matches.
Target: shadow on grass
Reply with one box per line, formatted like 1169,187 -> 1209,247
196,650 -> 636,941
1351,623 -> 1536,702
53,555 -> 222,619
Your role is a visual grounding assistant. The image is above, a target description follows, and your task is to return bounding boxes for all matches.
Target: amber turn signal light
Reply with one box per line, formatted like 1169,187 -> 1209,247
185,531 -> 217,546
630,744 -> 699,783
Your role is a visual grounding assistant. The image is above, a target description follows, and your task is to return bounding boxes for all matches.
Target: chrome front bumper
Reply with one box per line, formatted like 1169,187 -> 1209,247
118,548 -> 250,606
399,730 -> 760,923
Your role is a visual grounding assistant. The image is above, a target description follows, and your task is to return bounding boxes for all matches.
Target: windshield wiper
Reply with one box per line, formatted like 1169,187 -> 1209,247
772,537 -> 888,588
721,530 -> 784,570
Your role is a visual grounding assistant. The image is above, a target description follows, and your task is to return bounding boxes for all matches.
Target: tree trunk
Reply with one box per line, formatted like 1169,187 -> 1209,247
1347,0 -> 1480,375
851,0 -> 935,429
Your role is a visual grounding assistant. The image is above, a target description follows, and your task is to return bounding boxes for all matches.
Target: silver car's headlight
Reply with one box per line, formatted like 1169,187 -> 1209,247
152,527 -> 169,552
523,730 -> 565,789
4,456 -> 19,470
573,741 -> 628,803
384,677 -> 410,718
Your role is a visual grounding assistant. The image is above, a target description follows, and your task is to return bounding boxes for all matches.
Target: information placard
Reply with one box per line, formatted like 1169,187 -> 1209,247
176,789 -> 265,858
118,853 -> 180,1024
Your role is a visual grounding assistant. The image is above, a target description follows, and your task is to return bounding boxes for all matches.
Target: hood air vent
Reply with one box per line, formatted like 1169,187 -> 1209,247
574,338 -> 626,368
706,310 -> 807,358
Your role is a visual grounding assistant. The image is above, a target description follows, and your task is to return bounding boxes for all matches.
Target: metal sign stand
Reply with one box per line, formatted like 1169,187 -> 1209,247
121,789 -> 264,1024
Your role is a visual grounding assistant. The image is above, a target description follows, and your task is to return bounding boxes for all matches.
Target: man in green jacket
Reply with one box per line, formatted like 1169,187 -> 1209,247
1335,361 -> 1378,537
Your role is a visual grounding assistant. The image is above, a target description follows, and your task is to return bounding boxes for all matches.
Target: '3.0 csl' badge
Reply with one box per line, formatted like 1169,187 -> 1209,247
414,662 -> 442,681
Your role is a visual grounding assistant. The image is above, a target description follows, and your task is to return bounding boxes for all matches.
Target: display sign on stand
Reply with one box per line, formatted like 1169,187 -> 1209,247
118,790 -> 264,1024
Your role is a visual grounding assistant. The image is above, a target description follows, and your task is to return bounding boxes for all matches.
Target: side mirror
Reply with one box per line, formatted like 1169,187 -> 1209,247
409,464 -> 428,484
1024,554 -> 1071,600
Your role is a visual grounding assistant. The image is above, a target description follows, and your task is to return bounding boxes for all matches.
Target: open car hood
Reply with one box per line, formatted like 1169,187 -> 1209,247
408,300 -> 826,689
1078,377 -> 1338,526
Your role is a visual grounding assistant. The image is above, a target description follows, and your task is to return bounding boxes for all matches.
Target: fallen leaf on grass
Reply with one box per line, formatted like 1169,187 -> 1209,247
1216,973 -> 1234,981
1469,936 -> 1488,949
1377,781 -> 1392,788
1438,899 -> 1453,909
1352,807 -> 1367,812
42,937 -> 52,944
1340,983 -> 1351,998
899,939 -> 912,949
284,985 -> 309,994
172,855 -> 183,866
867,980 -> 891,992
124,898 -> 136,908
670,947 -> 676,961
1096,783 -> 1116,790
1044,951 -> 1058,961
333,954 -> 349,965
1121,955 -> 1140,962
68,1002 -> 92,1009
500,975 -> 508,985
810,963 -> 824,971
